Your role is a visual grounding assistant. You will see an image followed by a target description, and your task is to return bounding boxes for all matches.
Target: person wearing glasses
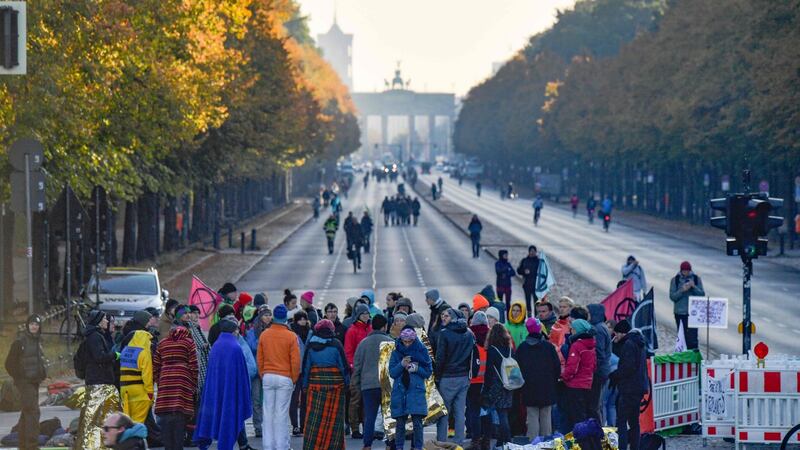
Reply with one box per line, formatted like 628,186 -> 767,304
101,413 -> 147,450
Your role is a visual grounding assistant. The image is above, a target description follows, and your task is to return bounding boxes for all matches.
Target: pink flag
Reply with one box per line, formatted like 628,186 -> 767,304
601,278 -> 637,322
188,275 -> 221,331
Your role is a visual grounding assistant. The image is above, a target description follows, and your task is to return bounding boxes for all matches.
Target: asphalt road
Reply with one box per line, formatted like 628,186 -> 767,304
422,173 -> 800,356
237,176 -> 523,320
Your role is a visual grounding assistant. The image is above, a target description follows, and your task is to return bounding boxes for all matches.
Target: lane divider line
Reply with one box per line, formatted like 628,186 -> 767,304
402,227 -> 426,288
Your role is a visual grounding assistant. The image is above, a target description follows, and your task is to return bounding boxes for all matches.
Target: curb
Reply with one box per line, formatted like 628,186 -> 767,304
231,211 -> 313,284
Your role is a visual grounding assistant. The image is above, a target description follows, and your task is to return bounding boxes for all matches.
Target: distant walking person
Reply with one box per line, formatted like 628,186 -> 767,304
468,215 -> 483,258
517,246 -> 540,314
431,183 -> 438,201
621,255 -> 647,300
411,197 -> 421,226
669,261 -> 704,350
495,249 -> 515,309
4,315 -> 46,450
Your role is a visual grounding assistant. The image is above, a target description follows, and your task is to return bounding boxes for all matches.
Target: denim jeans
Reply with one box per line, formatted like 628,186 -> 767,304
251,377 -> 263,434
603,385 -> 618,426
488,408 -> 510,447
436,376 -> 470,444
362,388 -> 382,447
395,414 -> 424,450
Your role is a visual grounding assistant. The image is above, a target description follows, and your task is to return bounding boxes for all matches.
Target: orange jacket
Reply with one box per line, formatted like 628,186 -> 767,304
549,318 -> 570,364
257,323 -> 301,382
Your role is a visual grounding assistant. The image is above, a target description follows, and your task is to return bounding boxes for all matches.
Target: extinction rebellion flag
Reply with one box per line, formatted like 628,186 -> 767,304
630,287 -> 659,355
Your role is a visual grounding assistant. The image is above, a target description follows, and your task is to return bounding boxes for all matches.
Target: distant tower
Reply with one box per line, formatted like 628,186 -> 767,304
317,13 -> 353,91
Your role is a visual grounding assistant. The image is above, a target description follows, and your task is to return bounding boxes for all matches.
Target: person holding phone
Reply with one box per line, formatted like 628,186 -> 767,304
669,261 -> 705,350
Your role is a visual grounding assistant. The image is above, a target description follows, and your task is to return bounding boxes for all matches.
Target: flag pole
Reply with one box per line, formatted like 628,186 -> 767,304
706,296 -> 710,360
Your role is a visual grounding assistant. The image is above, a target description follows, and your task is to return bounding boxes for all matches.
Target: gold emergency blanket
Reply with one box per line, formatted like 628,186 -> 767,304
74,384 -> 120,450
379,327 -> 447,440
64,386 -> 86,410
516,428 -> 619,450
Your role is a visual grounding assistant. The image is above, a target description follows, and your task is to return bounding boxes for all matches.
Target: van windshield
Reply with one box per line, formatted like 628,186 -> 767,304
89,274 -> 158,296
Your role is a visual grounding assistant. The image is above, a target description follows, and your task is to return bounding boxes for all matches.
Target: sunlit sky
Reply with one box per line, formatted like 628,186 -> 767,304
297,0 -> 578,97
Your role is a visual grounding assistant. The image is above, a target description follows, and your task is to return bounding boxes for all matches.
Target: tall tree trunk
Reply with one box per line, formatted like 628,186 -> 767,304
122,200 -> 137,264
163,196 -> 178,252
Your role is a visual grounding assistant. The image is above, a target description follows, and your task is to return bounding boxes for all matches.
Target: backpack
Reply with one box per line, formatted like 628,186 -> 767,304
492,346 -> 524,390
73,339 -> 90,380
639,433 -> 666,450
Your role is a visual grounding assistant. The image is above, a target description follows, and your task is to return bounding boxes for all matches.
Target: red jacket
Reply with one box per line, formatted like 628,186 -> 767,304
344,320 -> 370,368
561,334 -> 596,389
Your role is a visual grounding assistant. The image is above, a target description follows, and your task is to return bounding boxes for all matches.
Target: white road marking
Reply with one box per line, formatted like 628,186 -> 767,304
402,227 -> 426,288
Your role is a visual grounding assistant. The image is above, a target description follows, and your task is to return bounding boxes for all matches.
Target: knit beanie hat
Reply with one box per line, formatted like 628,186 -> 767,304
471,311 -> 488,326
253,293 -> 267,307
526,317 -> 542,335
238,292 -> 253,306
405,313 -> 426,329
346,297 -> 360,308
614,319 -> 632,334
680,261 -> 692,271
395,297 -> 413,312
273,304 -> 288,323
88,311 -> 107,326
355,303 -> 370,320
400,328 -> 417,341
219,317 -> 239,334
314,319 -> 335,333
425,288 -> 440,302
472,294 -> 490,311
301,291 -> 315,305
393,312 -> 408,322
486,307 -> 500,322
571,319 -> 592,336
133,310 -> 152,328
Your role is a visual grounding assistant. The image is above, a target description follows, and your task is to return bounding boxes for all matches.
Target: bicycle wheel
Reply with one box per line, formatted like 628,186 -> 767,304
59,315 -> 82,341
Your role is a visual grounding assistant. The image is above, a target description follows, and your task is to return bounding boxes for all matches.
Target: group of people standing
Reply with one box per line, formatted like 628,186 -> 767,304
381,195 -> 421,227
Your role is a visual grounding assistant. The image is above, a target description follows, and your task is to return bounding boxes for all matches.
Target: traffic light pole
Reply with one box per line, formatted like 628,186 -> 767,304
742,256 -> 753,354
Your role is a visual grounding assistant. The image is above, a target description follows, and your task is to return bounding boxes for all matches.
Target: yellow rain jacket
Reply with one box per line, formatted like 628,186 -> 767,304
119,329 -> 154,422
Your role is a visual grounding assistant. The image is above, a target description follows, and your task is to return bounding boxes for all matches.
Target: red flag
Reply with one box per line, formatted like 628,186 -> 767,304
601,278 -> 637,322
188,275 -> 221,331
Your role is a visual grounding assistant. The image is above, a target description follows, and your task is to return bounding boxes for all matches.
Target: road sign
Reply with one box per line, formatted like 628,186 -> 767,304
8,137 -> 43,171
9,170 -> 44,212
737,322 -> 756,334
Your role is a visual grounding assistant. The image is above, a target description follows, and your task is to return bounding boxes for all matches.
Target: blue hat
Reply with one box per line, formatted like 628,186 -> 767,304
273,304 -> 288,324
571,319 -> 592,336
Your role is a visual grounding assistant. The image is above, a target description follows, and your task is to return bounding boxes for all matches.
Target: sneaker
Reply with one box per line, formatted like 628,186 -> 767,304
351,430 -> 364,439
448,428 -> 455,438
292,427 -> 302,436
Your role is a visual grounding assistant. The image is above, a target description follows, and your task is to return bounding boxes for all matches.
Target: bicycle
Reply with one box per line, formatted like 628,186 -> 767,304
59,299 -> 95,341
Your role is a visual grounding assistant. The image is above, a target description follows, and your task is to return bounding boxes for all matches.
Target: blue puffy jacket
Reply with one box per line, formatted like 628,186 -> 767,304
389,337 -> 432,417
300,333 -> 350,389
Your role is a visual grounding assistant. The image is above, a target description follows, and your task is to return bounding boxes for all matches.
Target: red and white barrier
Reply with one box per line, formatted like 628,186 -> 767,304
702,355 -> 800,449
652,358 -> 700,431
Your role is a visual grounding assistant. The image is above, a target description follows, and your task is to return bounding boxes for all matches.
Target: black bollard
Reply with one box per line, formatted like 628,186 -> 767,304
250,229 -> 257,250
241,232 -> 246,254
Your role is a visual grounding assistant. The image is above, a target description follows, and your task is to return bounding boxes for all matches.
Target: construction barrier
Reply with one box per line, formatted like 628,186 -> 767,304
702,353 -> 800,448
702,358 -> 739,440
651,351 -> 702,432
735,368 -> 800,447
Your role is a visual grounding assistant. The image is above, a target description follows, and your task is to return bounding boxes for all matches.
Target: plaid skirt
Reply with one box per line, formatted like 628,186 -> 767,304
303,366 -> 346,450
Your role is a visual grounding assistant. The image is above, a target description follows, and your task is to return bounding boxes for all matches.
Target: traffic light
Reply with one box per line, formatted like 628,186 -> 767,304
710,192 -> 784,259
0,5 -> 19,69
